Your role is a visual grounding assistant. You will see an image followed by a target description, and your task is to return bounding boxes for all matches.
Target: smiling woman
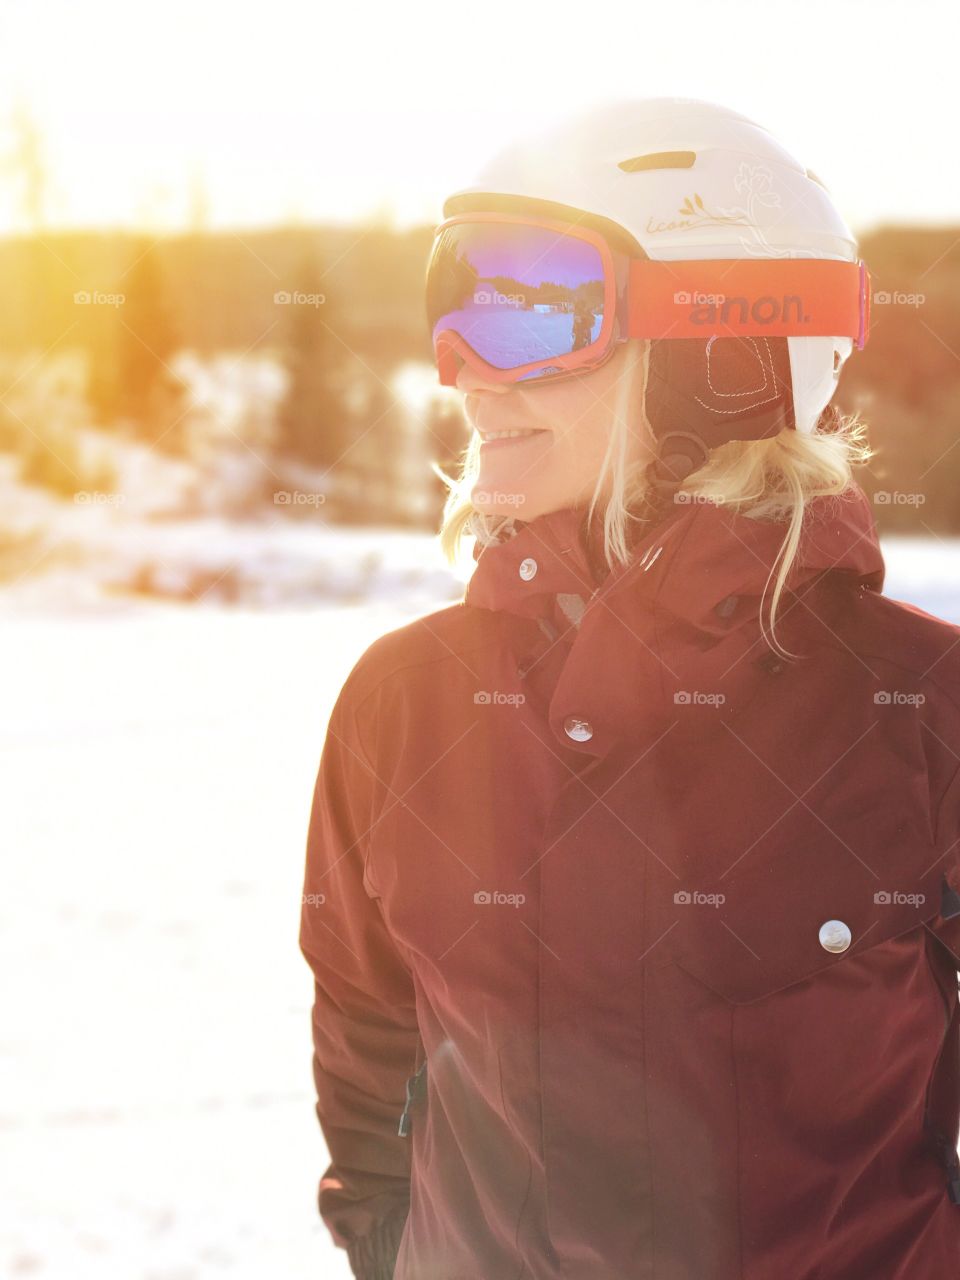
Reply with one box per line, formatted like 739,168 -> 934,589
299,97 -> 960,1280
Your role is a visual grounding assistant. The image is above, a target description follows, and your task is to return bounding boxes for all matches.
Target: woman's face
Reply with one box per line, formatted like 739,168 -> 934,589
457,340 -> 650,522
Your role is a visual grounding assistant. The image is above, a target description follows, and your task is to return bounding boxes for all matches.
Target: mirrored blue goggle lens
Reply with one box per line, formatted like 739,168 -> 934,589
426,222 -> 606,376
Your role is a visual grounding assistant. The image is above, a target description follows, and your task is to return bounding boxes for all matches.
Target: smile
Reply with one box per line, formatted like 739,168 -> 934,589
478,428 -> 549,442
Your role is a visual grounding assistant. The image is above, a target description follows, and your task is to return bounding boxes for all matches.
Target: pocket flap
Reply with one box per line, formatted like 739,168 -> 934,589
651,838 -> 954,1005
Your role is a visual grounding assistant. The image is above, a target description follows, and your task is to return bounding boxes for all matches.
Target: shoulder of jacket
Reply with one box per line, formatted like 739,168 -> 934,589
335,600 -> 515,712
833,586 -> 960,709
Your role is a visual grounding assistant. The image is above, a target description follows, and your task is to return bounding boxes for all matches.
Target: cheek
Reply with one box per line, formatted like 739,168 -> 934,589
551,399 -> 611,469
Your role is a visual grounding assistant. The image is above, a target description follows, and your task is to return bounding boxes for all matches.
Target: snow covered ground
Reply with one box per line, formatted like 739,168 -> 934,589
2,533 -> 959,1279
0,539 -> 463,1280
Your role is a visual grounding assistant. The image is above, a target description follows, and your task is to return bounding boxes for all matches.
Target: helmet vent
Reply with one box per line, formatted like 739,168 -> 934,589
618,150 -> 696,173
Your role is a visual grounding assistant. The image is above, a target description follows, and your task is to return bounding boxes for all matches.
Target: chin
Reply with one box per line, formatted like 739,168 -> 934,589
471,466 -> 583,521
472,489 -> 521,517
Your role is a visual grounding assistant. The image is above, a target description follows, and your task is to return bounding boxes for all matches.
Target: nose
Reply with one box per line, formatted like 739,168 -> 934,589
455,357 -> 510,396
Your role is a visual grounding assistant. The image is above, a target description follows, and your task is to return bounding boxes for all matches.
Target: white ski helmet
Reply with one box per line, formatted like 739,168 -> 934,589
440,96 -> 868,475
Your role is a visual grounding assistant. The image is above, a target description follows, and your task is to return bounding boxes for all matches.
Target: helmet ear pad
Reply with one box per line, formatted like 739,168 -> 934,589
643,335 -> 795,482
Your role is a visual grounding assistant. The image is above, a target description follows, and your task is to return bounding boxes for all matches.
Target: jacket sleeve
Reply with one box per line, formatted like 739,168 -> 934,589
298,673 -> 420,1280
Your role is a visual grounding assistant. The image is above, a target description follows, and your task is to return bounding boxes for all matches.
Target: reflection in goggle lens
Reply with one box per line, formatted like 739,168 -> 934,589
427,222 -> 605,377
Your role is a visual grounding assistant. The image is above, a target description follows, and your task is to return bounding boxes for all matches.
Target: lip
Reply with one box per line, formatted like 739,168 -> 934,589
478,430 -> 551,451
467,394 -> 549,438
473,406 -> 552,446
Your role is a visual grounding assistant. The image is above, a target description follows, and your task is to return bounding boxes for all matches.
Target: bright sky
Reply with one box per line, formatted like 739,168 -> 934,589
0,0 -> 956,236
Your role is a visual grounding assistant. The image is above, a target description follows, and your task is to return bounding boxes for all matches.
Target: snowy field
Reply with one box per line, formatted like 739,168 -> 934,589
2,532 -> 959,1279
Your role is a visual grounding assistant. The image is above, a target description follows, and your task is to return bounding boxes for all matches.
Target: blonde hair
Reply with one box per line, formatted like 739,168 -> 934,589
435,339 -> 874,660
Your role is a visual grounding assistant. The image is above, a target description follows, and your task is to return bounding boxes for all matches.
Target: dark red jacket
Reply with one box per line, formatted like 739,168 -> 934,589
299,483 -> 960,1279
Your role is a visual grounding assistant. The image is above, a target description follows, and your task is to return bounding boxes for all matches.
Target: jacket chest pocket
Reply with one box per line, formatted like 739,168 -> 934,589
649,831 -> 956,1006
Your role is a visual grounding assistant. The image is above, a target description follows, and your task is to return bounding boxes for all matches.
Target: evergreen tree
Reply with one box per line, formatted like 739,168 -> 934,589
116,239 -> 183,443
275,249 -> 352,471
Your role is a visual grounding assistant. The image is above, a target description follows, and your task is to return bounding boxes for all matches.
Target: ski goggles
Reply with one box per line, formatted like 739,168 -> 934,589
425,212 -> 871,387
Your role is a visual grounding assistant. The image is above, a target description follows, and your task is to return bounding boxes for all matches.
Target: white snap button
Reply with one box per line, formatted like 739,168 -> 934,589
518,557 -> 538,582
563,716 -> 594,743
818,919 -> 852,953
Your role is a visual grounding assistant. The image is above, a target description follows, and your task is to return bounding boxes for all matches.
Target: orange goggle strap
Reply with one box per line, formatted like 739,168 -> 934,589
627,257 -> 870,349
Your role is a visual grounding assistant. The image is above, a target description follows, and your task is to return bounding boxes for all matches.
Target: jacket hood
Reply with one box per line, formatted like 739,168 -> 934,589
464,484 -> 885,636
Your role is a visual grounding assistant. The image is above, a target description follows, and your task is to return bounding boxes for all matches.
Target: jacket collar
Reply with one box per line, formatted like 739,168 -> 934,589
464,485 -> 886,635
